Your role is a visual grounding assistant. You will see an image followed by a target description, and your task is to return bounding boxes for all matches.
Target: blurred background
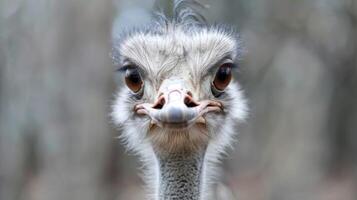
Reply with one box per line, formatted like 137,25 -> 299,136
0,0 -> 356,199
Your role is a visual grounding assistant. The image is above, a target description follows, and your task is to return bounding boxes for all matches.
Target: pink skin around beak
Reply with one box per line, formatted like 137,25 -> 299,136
134,78 -> 223,129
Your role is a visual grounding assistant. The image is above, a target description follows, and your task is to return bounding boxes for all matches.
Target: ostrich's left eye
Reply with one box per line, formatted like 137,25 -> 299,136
125,68 -> 143,93
212,63 -> 233,92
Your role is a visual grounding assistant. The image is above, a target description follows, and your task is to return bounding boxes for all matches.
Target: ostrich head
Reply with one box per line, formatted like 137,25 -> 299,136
111,1 -> 247,157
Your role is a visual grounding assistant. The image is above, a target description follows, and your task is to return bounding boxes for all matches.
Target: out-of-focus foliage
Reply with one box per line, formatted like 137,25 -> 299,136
0,0 -> 356,200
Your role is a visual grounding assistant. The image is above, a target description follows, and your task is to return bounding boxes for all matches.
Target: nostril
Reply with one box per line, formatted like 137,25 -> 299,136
184,95 -> 199,108
152,96 -> 165,109
187,91 -> 193,97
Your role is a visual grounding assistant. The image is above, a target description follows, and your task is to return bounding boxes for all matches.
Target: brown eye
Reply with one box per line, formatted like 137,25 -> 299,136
125,68 -> 143,93
213,63 -> 233,91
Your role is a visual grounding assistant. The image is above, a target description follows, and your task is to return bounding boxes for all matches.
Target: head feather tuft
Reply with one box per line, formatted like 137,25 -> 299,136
173,0 -> 207,26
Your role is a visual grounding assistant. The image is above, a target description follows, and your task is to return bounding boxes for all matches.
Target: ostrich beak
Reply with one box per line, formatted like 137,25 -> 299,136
134,78 -> 222,128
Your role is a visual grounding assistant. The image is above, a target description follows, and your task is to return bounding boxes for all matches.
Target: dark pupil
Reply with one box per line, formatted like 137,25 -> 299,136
216,66 -> 231,81
127,70 -> 141,83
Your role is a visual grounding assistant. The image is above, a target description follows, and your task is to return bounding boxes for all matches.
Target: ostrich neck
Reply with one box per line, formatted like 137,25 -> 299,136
156,149 -> 206,200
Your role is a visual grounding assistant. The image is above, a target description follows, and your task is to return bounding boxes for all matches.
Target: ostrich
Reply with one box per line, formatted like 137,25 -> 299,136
111,0 -> 247,199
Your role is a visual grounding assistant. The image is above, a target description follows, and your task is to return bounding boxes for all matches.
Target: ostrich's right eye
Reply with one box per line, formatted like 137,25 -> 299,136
125,68 -> 143,93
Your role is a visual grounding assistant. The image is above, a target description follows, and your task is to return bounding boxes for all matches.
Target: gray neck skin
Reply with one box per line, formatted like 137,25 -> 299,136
156,150 -> 206,200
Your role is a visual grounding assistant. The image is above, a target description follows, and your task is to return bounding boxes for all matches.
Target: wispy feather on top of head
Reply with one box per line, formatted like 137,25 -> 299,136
172,0 -> 208,27
152,0 -> 208,29
111,0 -> 243,67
